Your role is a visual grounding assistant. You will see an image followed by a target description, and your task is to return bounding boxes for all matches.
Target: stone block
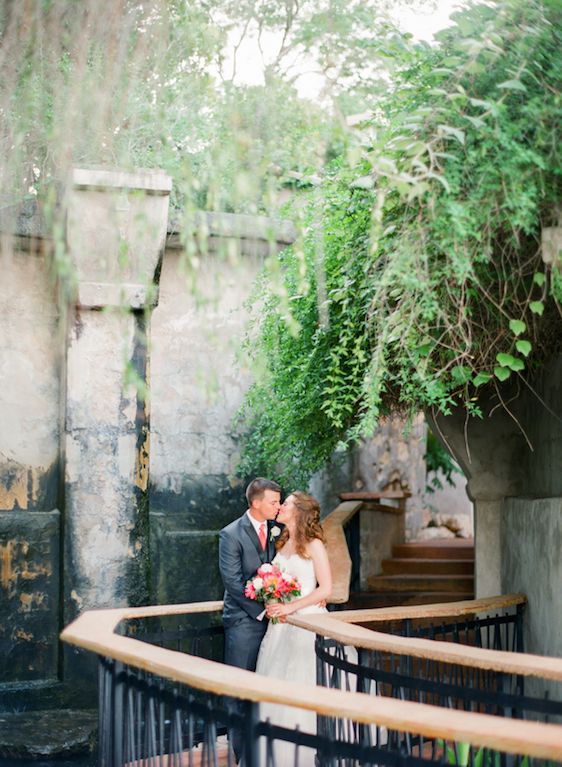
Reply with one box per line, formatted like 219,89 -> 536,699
150,474 -> 246,529
67,167 -> 171,309
416,526 -> 456,541
150,514 -> 223,604
433,513 -> 473,538
0,708 -> 97,759
0,510 -> 60,683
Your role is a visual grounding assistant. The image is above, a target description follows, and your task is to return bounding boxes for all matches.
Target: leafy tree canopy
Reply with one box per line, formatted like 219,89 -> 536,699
236,0 -> 562,487
0,0 -> 404,215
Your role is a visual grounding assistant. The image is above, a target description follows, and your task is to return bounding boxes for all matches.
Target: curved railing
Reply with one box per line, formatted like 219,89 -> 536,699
323,492 -> 410,599
61,596 -> 562,767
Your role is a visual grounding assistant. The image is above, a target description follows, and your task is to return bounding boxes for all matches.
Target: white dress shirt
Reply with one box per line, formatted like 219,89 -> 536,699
246,509 -> 267,539
246,510 -> 267,620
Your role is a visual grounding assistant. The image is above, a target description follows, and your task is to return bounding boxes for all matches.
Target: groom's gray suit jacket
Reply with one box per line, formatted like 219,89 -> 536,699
219,513 -> 277,628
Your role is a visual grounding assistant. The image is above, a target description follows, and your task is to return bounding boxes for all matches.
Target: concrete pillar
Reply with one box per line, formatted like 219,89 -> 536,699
428,401 -> 525,598
64,168 -> 170,623
474,500 -> 502,597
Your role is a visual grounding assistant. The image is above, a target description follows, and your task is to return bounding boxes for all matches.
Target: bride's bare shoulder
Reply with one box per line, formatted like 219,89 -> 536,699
306,537 -> 327,556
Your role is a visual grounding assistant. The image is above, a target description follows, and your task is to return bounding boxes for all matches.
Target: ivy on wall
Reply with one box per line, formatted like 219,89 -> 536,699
237,0 -> 562,488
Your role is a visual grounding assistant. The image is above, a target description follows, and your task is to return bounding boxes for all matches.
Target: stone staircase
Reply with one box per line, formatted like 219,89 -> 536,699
347,538 -> 475,609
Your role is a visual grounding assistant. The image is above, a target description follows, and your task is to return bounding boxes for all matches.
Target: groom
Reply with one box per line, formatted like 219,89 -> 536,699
219,477 -> 282,674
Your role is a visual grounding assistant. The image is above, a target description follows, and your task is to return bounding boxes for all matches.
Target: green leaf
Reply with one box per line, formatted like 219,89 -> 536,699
473,372 -> 492,387
464,115 -> 486,130
509,357 -> 525,371
438,124 -> 465,144
496,353 -> 515,367
469,98 -> 493,109
457,741 -> 471,767
529,301 -> 544,315
494,366 -> 511,381
533,272 -> 546,287
496,353 -> 525,371
515,339 -> 532,357
497,79 -> 527,92
473,747 -> 485,767
451,365 -> 472,383
509,319 -> 526,336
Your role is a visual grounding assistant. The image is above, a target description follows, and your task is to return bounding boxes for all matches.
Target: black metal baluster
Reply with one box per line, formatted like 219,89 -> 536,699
126,683 -> 135,765
112,661 -> 125,767
100,659 -> 114,767
242,700 -> 260,767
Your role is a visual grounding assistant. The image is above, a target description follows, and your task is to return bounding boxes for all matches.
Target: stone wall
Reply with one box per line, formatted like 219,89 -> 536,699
0,238 -> 62,685
149,243 -> 262,604
0,182 -> 463,717
501,498 -> 562,660
0,193 -> 301,712
430,352 -> 562,658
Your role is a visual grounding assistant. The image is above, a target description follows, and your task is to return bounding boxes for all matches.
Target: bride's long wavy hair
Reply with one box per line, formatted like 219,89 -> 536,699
276,491 -> 326,558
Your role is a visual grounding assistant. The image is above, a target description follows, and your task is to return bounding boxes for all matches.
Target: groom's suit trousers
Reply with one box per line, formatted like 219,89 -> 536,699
219,512 -> 277,761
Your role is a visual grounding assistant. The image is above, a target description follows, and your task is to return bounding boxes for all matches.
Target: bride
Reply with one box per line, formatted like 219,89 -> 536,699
255,491 -> 332,766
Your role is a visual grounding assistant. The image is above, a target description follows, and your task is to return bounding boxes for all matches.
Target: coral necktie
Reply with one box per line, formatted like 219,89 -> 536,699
258,523 -> 267,550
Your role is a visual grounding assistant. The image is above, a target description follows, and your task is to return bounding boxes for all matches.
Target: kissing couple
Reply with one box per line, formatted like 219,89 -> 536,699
218,477 -> 332,766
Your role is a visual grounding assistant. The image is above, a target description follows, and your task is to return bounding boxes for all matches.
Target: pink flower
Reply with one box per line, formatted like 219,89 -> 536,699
245,565 -> 302,616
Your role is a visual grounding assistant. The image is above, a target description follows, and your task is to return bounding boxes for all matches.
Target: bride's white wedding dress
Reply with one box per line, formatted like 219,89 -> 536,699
255,551 -> 327,767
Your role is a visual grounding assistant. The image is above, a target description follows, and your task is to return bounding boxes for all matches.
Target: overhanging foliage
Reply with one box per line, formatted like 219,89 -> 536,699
237,0 -> 562,487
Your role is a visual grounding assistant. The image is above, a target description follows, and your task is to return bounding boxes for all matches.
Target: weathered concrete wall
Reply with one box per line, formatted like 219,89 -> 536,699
501,498 -> 562,658
518,355 -> 562,496
0,510 -> 60,683
430,353 -> 562,656
0,239 -> 62,687
502,497 -> 562,700
0,246 -> 60,511
149,245 -> 262,603
0,190 -> 472,716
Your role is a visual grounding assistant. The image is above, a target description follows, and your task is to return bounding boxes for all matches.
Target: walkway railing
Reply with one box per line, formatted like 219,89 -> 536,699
293,594 -> 562,724
61,596 -> 562,767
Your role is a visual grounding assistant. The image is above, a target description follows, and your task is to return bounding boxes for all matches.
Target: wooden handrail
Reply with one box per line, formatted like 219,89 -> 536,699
338,491 -> 412,500
323,500 -> 361,603
290,596 -> 562,682
333,593 -> 527,623
60,604 -> 562,760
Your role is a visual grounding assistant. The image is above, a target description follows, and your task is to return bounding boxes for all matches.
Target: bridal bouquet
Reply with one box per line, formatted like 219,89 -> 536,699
244,563 -> 301,623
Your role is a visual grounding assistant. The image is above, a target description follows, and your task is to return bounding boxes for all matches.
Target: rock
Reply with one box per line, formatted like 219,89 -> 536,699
0,709 -> 97,760
416,526 -> 456,540
434,513 -> 473,538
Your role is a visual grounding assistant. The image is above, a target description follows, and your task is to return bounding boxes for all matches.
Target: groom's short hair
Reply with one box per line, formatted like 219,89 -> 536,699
246,477 -> 281,506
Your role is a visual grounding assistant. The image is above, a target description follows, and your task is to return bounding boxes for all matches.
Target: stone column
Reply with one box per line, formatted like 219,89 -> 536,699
64,168 -> 170,626
427,401 -> 525,598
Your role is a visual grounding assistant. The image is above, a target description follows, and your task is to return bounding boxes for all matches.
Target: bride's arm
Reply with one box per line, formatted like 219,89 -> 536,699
267,539 -> 332,618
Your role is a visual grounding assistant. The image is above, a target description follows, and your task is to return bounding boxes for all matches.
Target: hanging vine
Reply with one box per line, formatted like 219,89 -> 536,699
236,0 -> 562,487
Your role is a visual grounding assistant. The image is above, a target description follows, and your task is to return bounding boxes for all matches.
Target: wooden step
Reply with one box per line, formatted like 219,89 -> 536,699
367,574 -> 474,593
344,591 -> 473,610
392,539 -> 474,560
381,558 -> 474,576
